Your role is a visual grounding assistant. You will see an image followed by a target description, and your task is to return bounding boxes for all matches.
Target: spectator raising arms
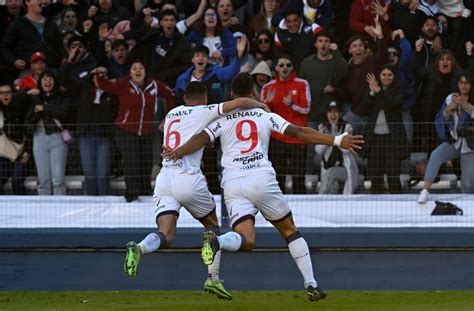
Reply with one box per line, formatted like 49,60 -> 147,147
363,65 -> 406,194
188,6 -> 237,67
95,60 -> 175,202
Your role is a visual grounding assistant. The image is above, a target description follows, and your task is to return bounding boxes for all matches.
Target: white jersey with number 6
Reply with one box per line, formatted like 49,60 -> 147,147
204,108 -> 290,183
162,103 -> 224,174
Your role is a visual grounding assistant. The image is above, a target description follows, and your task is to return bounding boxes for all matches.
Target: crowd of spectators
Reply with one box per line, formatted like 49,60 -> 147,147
0,0 -> 474,201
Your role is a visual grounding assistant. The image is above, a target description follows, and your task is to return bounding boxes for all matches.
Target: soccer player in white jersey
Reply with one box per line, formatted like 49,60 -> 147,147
123,81 -> 269,300
163,73 -> 364,302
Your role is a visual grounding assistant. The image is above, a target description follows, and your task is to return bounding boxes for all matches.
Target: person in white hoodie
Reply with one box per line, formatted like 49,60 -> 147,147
315,101 -> 359,194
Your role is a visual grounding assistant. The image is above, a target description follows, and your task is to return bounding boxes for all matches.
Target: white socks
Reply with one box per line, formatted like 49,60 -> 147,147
288,237 -> 317,289
208,250 -> 222,281
138,232 -> 162,254
217,232 -> 242,252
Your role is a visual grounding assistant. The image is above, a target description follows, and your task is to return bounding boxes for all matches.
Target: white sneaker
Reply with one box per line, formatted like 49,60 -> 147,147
417,189 -> 429,204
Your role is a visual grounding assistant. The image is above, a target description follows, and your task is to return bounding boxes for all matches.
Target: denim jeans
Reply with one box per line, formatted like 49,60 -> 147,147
33,128 -> 68,195
425,142 -> 474,193
0,156 -> 30,194
79,135 -> 111,195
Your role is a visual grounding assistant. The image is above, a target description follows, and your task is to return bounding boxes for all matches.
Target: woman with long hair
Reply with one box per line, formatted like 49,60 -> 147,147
418,72 -> 474,203
246,0 -> 279,39
95,60 -> 175,202
250,29 -> 274,68
188,6 -> 236,67
26,70 -> 71,195
363,64 -> 406,193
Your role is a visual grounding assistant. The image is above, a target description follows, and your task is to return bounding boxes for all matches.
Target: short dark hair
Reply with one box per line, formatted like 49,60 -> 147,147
277,53 -> 293,63
184,81 -> 207,100
284,7 -> 301,18
111,39 -> 129,51
314,30 -> 332,42
231,73 -> 254,97
346,34 -> 368,49
0,81 -> 13,89
192,45 -> 210,56
159,9 -> 178,21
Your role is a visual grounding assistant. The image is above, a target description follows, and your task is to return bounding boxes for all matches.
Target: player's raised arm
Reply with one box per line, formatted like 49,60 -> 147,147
162,131 -> 211,161
284,125 -> 364,154
221,97 -> 269,114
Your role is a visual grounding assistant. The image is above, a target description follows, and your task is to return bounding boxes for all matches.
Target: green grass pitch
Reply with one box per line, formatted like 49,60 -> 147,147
0,291 -> 473,310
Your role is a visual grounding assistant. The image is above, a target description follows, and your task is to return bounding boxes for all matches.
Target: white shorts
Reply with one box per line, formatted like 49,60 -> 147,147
153,169 -> 215,220
222,173 -> 291,228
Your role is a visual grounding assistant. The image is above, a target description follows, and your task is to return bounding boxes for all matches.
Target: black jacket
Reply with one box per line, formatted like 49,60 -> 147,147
129,29 -> 192,87
26,92 -> 71,136
0,92 -> 31,152
60,62 -> 118,137
2,16 -> 62,68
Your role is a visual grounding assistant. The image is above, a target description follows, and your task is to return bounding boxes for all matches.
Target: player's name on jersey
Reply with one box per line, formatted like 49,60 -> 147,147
167,109 -> 193,118
226,110 -> 263,120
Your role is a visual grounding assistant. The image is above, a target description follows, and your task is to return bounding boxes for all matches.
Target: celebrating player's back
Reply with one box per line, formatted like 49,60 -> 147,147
123,81 -> 268,301
163,73 -> 364,302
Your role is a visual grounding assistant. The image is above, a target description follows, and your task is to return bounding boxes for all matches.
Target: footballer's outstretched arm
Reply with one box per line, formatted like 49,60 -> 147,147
221,98 -> 269,114
284,125 -> 364,153
162,131 -> 211,161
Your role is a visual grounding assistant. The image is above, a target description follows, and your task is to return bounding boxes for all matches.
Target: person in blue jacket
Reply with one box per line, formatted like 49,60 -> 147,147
417,72 -> 474,203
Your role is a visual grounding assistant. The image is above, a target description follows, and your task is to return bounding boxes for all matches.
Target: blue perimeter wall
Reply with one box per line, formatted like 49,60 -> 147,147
1,228 -> 474,291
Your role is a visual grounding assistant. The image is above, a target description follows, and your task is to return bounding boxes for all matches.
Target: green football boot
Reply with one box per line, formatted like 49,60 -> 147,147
201,231 -> 219,265
306,286 -> 327,302
204,277 -> 233,300
124,241 -> 141,278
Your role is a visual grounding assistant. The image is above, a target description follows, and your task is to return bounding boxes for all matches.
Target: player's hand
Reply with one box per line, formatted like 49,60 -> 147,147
340,132 -> 364,154
161,146 -> 180,162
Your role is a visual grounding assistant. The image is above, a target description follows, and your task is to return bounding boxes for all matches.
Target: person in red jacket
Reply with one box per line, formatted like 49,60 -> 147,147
261,54 -> 311,193
95,60 -> 175,202
349,0 -> 392,45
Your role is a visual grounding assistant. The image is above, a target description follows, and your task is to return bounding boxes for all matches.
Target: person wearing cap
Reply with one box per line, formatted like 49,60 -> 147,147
250,60 -> 272,99
18,52 -> 47,91
315,101 -> 359,194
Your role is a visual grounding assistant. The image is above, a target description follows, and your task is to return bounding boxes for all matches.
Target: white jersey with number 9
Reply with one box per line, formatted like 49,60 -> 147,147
204,108 -> 290,184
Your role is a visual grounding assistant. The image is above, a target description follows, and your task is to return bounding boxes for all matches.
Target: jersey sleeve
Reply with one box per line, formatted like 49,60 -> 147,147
201,103 -> 225,124
204,118 -> 224,142
267,112 -> 291,135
